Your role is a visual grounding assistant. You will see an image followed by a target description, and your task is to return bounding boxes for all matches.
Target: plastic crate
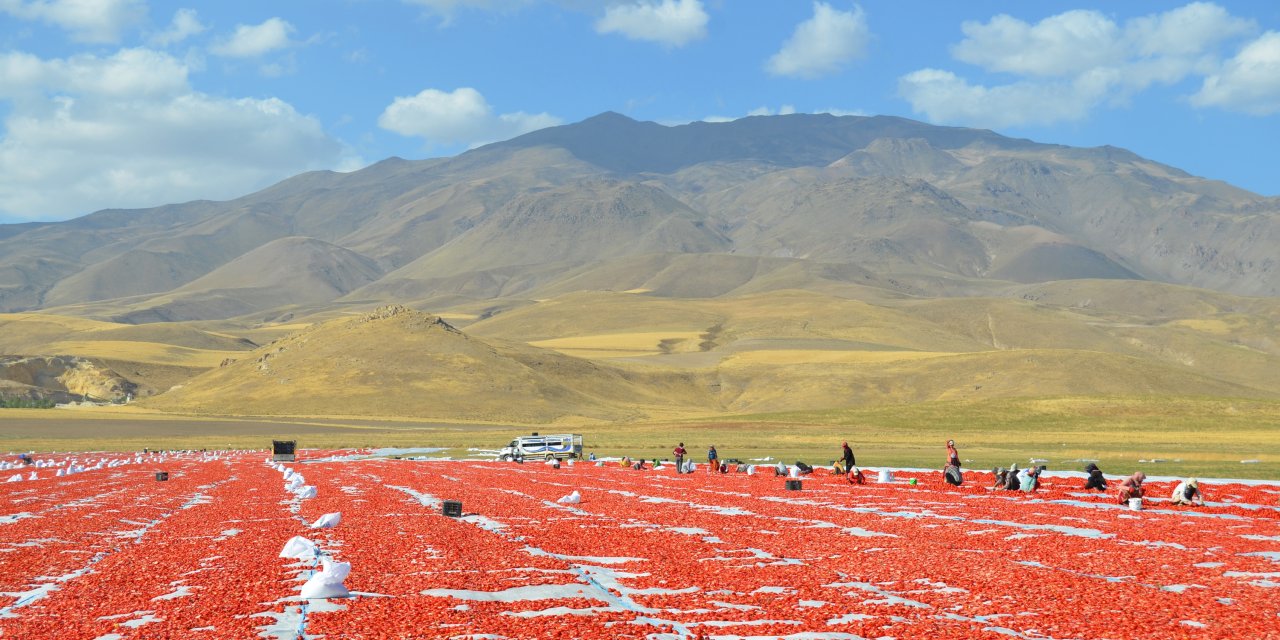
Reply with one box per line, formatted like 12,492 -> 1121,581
442,500 -> 462,517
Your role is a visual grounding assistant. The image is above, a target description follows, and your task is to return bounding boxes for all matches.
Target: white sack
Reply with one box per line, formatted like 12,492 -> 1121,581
299,556 -> 351,599
280,536 -> 318,560
311,512 -> 341,529
556,490 -> 582,504
294,485 -> 317,499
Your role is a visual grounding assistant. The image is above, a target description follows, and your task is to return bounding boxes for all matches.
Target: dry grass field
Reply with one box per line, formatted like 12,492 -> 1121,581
2,395 -> 1277,480
2,280 -> 1278,482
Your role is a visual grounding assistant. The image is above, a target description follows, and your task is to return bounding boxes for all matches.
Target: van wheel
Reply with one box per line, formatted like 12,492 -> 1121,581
499,454 -> 511,462
546,454 -> 554,461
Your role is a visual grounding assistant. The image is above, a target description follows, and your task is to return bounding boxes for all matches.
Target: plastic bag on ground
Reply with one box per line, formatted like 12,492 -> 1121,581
299,556 -> 351,599
311,512 -> 341,529
280,536 -> 318,559
557,490 -> 581,504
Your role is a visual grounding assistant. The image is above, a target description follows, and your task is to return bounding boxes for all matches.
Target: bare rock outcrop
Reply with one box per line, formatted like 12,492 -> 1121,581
0,356 -> 137,402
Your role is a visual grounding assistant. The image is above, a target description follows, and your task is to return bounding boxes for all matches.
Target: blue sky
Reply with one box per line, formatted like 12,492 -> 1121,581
1,0 -> 1278,222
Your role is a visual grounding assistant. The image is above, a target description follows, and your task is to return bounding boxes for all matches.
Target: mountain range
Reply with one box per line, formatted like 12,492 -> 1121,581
2,112 -> 1279,420
1,112 -> 1275,324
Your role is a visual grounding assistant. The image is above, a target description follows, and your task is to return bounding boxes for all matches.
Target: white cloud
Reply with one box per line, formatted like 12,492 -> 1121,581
766,2 -> 870,79
400,0 -> 529,23
900,2 -> 1260,127
951,10 -> 1122,77
899,68 -> 1109,129
816,107 -> 867,117
149,8 -> 206,47
378,87 -> 560,147
1127,2 -> 1254,58
0,48 -> 351,221
698,105 -> 854,124
0,0 -> 146,43
1191,31 -> 1280,114
0,48 -> 189,100
211,17 -> 295,58
595,0 -> 708,48
746,105 -> 797,117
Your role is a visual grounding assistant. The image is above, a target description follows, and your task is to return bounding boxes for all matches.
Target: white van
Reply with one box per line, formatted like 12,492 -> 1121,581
498,434 -> 583,461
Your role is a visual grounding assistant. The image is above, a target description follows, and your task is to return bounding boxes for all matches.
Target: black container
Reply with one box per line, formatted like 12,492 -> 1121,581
156,472 -> 169,481
785,479 -> 802,491
442,500 -> 462,517
272,440 -> 297,462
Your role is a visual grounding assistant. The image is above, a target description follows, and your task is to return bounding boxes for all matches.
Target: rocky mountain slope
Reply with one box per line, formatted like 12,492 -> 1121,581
0,112 -> 1274,323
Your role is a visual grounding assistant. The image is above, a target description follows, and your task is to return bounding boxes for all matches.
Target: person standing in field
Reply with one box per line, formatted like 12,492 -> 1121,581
946,440 -> 960,468
841,441 -> 856,473
707,444 -> 718,473
673,442 -> 686,473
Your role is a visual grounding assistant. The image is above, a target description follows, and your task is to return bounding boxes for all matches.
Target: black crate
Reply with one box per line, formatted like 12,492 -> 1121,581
785,479 -> 802,491
442,500 -> 462,517
155,472 -> 169,481
272,440 -> 297,462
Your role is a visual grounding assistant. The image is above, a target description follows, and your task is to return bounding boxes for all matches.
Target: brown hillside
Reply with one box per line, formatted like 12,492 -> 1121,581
146,305 -> 721,422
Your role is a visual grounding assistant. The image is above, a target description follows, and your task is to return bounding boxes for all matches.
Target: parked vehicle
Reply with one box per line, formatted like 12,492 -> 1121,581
498,434 -> 583,461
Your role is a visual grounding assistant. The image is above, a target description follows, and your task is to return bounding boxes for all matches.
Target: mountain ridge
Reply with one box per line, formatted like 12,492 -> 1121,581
1,111 -> 1276,323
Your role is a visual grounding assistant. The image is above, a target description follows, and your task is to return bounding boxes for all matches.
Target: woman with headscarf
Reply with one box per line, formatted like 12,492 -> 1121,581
1083,463 -> 1107,491
999,463 -> 1021,490
1117,471 -> 1146,504
841,442 -> 855,472
946,440 -> 960,469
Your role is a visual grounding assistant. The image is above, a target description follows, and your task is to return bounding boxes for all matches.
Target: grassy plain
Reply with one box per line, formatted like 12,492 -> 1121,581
3,395 -> 1277,480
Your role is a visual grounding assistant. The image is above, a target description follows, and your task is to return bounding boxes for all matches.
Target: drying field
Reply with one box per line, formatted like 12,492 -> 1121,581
1,452 -> 1278,639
